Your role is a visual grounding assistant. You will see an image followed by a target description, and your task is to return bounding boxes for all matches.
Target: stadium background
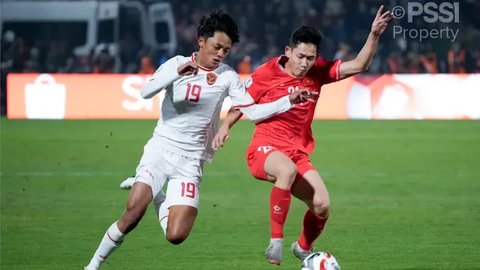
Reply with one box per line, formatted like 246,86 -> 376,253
2,0 -> 480,76
1,0 -> 480,269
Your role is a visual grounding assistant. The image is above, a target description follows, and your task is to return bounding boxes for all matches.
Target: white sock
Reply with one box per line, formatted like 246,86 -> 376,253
158,202 -> 169,235
152,190 -> 168,235
86,222 -> 125,269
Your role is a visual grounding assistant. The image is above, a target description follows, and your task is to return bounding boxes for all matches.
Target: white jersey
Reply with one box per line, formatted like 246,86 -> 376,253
141,53 -> 292,163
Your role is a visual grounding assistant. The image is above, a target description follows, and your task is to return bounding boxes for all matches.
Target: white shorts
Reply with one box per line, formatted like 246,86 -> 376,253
134,137 -> 203,209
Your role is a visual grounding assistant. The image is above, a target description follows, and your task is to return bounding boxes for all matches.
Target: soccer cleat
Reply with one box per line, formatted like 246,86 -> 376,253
291,241 -> 313,261
119,176 -> 135,190
84,266 -> 98,270
266,238 -> 283,265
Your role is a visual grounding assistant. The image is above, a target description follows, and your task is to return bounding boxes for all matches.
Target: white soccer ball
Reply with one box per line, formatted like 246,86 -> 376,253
301,251 -> 340,270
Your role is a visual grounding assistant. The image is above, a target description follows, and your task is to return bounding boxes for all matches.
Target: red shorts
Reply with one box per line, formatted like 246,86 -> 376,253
246,144 -> 316,181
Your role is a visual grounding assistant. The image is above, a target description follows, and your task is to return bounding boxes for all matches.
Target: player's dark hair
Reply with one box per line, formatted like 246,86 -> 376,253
289,26 -> 322,49
197,10 -> 240,43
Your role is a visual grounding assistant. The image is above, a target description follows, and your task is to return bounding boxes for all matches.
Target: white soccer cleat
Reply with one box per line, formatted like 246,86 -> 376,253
291,241 -> 313,261
266,238 -> 283,265
84,265 -> 98,270
119,177 -> 135,190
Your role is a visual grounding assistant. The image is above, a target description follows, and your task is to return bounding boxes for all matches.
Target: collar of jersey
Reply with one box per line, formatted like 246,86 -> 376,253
276,55 -> 300,79
191,52 -> 218,72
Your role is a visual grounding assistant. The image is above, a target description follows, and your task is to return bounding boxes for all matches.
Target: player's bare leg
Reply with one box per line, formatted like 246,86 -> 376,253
290,170 -> 330,261
85,182 -> 152,270
263,151 -> 297,265
161,205 -> 198,244
117,182 -> 154,233
264,151 -> 297,190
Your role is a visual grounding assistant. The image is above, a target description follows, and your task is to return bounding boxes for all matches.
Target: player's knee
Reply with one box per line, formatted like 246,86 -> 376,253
166,229 -> 188,245
122,205 -> 146,230
312,197 -> 330,218
276,163 -> 297,185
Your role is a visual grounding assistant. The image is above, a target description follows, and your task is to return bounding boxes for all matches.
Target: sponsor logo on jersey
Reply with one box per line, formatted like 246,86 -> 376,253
206,72 -> 217,85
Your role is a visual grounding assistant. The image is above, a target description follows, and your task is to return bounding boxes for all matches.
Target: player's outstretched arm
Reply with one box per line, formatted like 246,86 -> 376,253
338,5 -> 393,79
237,89 -> 316,123
213,89 -> 316,150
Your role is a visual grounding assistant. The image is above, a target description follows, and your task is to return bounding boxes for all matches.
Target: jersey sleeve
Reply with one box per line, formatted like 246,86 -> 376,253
313,58 -> 342,85
227,71 -> 292,123
141,56 -> 182,99
245,70 -> 271,102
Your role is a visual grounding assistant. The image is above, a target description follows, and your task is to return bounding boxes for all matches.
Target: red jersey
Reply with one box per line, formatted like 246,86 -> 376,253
247,55 -> 341,153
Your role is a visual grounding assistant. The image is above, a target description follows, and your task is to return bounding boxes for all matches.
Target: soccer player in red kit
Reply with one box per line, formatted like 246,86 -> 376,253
212,5 -> 393,265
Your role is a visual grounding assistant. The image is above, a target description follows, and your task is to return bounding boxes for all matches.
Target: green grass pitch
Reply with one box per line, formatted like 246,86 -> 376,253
1,119 -> 479,269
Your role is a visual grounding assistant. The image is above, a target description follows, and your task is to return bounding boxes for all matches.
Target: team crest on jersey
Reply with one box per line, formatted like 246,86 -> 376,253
206,72 -> 217,85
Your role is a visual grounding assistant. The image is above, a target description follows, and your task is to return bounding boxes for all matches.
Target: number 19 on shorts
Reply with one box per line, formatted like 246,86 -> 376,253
180,182 -> 196,198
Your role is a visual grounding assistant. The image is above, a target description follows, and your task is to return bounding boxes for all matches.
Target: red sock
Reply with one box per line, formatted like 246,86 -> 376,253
298,209 -> 328,250
270,186 -> 291,238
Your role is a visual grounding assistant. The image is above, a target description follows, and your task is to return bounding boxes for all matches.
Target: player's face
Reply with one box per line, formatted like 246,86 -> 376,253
285,43 -> 317,78
197,31 -> 232,69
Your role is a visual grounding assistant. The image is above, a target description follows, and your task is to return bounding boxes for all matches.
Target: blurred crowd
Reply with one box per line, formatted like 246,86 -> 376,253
173,0 -> 480,74
1,0 -> 480,77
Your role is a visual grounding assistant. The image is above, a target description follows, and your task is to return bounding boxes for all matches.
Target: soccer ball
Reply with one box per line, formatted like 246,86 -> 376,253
301,252 -> 340,270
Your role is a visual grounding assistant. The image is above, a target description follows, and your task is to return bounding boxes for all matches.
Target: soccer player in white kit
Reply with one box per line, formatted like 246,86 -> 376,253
84,10 -> 313,270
